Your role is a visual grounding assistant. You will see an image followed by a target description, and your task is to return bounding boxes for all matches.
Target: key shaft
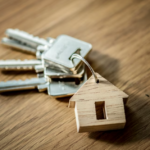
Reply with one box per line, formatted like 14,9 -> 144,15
1,37 -> 36,54
0,77 -> 47,92
0,59 -> 42,70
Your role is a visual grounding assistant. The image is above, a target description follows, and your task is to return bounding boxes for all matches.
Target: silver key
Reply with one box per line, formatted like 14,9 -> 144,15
1,30 -> 87,78
0,71 -> 87,98
0,59 -> 42,70
1,29 -> 55,59
43,35 -> 92,73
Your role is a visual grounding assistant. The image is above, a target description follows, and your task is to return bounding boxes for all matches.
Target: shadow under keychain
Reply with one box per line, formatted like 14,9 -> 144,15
69,54 -> 128,133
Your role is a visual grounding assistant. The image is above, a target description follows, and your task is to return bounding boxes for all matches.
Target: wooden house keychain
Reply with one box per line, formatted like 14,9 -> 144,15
69,54 -> 128,133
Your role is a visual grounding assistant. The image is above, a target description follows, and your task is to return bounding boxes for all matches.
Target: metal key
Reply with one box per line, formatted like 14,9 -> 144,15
0,71 -> 87,98
1,29 -> 55,59
1,29 -> 87,79
43,35 -> 92,73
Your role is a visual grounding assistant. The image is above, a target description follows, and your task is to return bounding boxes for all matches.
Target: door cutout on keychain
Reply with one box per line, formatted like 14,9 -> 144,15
95,101 -> 106,120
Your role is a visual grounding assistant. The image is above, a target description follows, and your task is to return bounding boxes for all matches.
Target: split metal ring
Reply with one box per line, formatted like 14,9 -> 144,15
71,54 -> 99,83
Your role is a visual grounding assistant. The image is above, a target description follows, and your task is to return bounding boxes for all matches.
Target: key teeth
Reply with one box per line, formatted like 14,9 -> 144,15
1,38 -> 37,54
6,28 -> 46,43
0,59 -> 36,62
0,80 -> 21,85
0,78 -> 47,89
5,28 -> 53,51
2,66 -> 34,70
0,59 -> 41,70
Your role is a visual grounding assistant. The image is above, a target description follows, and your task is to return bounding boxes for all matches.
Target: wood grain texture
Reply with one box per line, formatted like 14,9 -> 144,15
69,73 -> 128,132
0,0 -> 150,149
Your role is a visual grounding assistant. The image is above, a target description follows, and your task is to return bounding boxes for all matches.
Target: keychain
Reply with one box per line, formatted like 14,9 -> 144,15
69,54 -> 128,133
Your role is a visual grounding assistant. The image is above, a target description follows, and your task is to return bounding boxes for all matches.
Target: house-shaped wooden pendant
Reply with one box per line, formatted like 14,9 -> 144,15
68,73 -> 128,133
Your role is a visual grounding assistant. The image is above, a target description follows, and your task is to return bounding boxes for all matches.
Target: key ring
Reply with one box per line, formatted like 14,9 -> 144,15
71,54 -> 99,83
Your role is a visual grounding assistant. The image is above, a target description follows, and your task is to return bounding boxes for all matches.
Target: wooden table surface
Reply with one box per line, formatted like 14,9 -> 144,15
0,0 -> 150,149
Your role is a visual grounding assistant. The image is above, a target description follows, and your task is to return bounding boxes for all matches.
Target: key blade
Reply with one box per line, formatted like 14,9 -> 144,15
0,59 -> 42,70
0,77 -> 47,92
5,29 -> 51,49
1,37 -> 36,54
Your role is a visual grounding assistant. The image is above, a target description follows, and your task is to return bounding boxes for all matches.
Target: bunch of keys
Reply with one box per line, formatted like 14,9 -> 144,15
0,29 -> 92,97
0,29 -> 129,133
